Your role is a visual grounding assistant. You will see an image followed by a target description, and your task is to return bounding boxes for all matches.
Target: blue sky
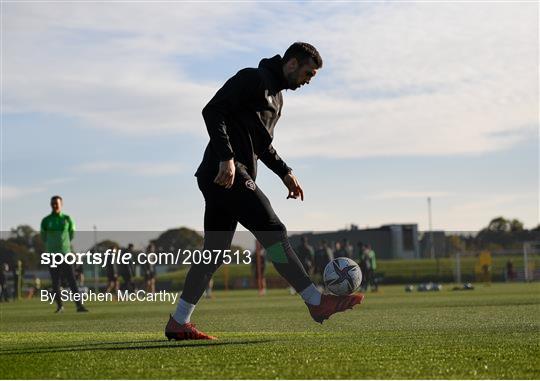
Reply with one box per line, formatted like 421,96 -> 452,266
2,2 -> 538,234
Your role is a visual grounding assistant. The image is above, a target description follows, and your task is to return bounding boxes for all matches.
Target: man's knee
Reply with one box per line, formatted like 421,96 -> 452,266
258,225 -> 294,264
255,220 -> 286,247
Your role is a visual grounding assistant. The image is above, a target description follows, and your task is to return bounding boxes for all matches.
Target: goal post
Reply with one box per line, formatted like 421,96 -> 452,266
452,244 -> 540,283
454,252 -> 461,284
523,241 -> 540,282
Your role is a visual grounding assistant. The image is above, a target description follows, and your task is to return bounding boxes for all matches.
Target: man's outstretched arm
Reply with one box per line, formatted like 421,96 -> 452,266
259,144 -> 292,179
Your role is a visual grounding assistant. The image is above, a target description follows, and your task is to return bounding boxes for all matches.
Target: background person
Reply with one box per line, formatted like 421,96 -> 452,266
357,242 -> 367,289
144,243 -> 157,293
361,243 -> 378,292
296,236 -> 314,275
251,245 -> 267,295
314,240 -> 333,285
360,244 -> 371,292
74,263 -> 84,287
334,241 -> 347,258
119,243 -> 136,292
40,195 -> 88,313
0,263 -> 9,302
106,244 -> 120,294
342,238 -> 353,259
506,260 -> 516,281
26,276 -> 41,299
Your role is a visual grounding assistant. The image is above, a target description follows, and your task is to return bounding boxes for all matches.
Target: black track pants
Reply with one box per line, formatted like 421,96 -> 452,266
181,171 -> 312,304
49,263 -> 83,308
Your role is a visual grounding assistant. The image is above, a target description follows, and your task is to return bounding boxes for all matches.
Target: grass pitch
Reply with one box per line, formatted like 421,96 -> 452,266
1,283 -> 539,379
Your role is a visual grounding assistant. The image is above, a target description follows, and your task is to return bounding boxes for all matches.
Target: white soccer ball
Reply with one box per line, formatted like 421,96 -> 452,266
323,257 -> 362,295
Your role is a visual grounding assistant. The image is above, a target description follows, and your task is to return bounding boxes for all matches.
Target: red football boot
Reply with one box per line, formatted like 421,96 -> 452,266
307,293 -> 365,323
165,315 -> 217,341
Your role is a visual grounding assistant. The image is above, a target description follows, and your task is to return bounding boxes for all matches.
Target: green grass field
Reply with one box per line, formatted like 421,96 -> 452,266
1,283 -> 539,379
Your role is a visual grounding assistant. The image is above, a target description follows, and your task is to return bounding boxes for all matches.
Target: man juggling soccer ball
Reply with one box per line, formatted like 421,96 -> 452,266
166,42 -> 365,340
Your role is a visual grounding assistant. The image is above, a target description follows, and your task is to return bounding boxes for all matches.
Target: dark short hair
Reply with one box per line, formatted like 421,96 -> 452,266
50,195 -> 63,203
283,42 -> 323,68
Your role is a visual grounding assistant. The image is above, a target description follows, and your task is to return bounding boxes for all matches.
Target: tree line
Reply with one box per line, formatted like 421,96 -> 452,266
1,217 -> 539,270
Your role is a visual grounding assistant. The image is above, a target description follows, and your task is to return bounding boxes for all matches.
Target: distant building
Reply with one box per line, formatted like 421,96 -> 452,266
419,231 -> 446,258
290,224 -> 420,260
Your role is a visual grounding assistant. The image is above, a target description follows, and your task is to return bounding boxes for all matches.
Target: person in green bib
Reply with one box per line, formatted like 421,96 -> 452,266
40,195 -> 88,313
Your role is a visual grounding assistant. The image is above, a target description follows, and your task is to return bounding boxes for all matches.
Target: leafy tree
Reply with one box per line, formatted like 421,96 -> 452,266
1,225 -> 44,268
89,240 -> 121,252
150,227 -> 245,255
445,234 -> 464,255
476,217 -> 536,250
0,239 -> 35,268
486,217 -> 511,232
509,219 -> 524,232
9,225 -> 38,249
152,227 -> 204,252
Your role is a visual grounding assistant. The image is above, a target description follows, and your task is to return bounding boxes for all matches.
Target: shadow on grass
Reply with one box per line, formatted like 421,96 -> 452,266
0,338 -> 275,356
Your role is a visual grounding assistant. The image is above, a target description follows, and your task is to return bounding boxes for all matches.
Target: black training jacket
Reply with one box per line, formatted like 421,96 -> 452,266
194,54 -> 292,181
